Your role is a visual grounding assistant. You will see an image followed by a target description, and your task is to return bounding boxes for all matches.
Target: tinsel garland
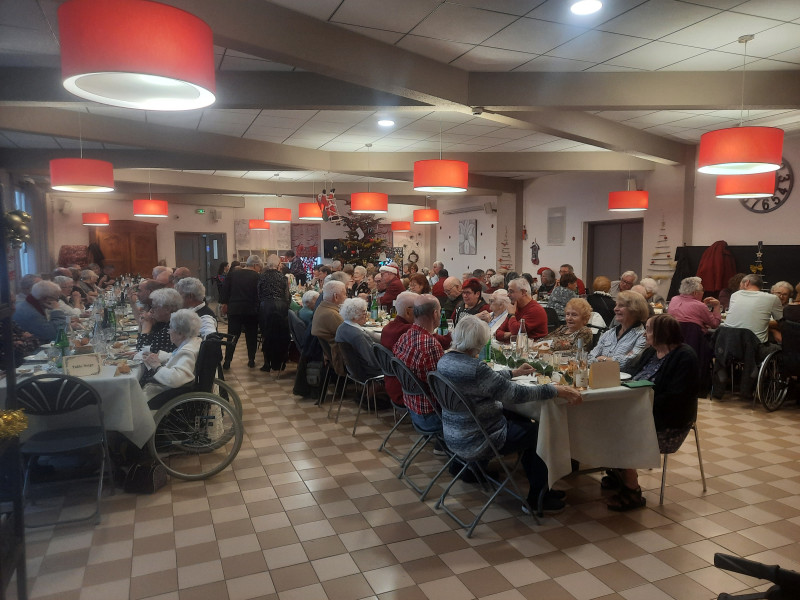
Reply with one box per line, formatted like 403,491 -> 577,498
0,409 -> 28,439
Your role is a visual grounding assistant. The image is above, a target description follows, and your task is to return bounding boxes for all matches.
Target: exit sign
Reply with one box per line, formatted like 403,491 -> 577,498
195,209 -> 206,214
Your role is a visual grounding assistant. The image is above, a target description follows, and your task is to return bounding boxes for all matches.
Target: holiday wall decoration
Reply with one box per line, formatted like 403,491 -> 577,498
335,205 -> 387,265
648,217 -> 675,281
316,188 -> 341,222
498,226 -> 513,272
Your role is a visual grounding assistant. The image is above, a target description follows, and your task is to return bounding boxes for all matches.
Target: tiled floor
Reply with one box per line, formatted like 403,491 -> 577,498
9,352 -> 800,600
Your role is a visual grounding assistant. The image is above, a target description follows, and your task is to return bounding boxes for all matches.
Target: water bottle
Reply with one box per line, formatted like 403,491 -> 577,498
370,292 -> 378,320
517,318 -> 527,360
54,324 -> 70,369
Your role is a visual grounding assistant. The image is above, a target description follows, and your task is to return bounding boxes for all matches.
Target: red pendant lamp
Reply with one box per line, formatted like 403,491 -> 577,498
715,171 -> 776,199
391,221 -> 411,232
608,178 -> 648,211
58,0 -> 215,110
698,127 -> 784,175
413,209 -> 439,224
133,199 -> 168,217
298,202 -> 323,220
50,158 -> 114,192
249,219 -> 271,230
82,212 -> 110,226
351,192 -> 388,214
413,159 -> 468,193
264,208 -> 292,223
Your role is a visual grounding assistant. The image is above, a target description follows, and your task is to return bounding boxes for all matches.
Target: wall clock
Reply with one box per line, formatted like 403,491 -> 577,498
740,158 -> 793,214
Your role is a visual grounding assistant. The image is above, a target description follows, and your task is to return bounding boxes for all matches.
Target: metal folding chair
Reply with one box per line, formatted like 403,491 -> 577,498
372,344 -> 411,463
657,423 -> 707,505
336,341 -> 384,436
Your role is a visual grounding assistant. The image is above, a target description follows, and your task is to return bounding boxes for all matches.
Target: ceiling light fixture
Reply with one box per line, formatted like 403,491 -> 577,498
413,123 -> 468,193
413,196 -> 439,224
133,169 -> 168,217
351,144 -> 389,213
248,219 -> 271,230
49,114 -> 115,192
298,202 -> 323,220
82,212 -> 110,226
697,35 -> 783,175
715,172 -> 775,199
608,178 -> 648,212
378,119 -> 394,127
391,221 -> 411,232
58,0 -> 216,110
263,208 -> 291,223
570,0 -> 602,15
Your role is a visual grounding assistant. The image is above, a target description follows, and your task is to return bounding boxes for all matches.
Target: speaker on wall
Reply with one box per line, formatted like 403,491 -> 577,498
323,239 -> 342,258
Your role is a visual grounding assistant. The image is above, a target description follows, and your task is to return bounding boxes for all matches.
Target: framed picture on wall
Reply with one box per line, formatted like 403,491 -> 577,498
458,219 -> 477,255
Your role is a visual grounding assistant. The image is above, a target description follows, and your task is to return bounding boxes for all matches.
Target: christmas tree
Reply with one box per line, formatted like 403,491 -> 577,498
336,206 -> 387,266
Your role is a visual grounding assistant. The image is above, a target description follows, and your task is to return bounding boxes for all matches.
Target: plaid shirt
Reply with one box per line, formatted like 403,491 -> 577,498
392,324 -> 443,415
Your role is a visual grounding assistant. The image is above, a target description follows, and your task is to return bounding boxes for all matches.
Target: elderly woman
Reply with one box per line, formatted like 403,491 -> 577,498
541,298 -> 593,352
334,297 -> 382,378
437,316 -> 582,513
771,281 -> 793,307
589,290 -> 649,372
667,276 -> 721,334
137,288 -> 182,353
408,273 -> 431,294
12,280 -> 67,343
547,272 -> 577,321
299,290 -> 319,325
258,253 -> 291,374
54,275 -> 84,316
349,265 -> 371,298
487,273 -> 504,293
141,309 -> 202,402
603,314 -> 699,511
453,278 -> 490,324
78,269 -> 100,301
484,290 -> 511,337
175,277 -> 217,338
587,275 -> 616,326
639,277 -> 664,306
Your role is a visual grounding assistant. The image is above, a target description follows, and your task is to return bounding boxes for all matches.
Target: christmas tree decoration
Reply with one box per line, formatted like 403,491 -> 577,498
335,204 -> 388,266
498,226 -> 513,271
647,217 -> 675,281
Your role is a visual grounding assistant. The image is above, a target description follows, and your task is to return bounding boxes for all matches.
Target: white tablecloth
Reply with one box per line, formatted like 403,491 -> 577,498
1,365 -> 156,448
505,385 -> 661,488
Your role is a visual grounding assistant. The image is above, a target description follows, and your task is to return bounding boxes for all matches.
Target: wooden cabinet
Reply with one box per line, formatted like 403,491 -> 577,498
90,220 -> 158,277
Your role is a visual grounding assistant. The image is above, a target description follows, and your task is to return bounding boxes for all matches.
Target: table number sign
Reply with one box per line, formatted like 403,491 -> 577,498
63,353 -> 102,377
589,360 -> 620,389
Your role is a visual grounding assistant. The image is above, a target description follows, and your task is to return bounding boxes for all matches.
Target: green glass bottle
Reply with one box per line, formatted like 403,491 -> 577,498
54,324 -> 70,369
439,310 -> 448,336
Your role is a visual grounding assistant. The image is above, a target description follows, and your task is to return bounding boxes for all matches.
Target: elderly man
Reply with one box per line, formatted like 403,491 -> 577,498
610,270 -> 638,299
496,277 -> 548,341
78,269 -> 100,302
334,297 -> 382,378
175,277 -> 217,338
153,266 -> 174,286
378,263 -> 405,308
439,276 -> 462,317
330,260 -> 343,272
220,255 -> 262,369
724,274 -> 783,344
286,250 -> 307,285
559,264 -> 586,295
13,280 -> 68,342
393,294 -> 446,432
172,266 -> 191,284
16,273 -> 41,304
312,280 -> 347,374
667,277 -> 722,334
98,264 -> 117,289
54,275 -> 84,316
429,261 -> 444,286
129,279 -> 166,320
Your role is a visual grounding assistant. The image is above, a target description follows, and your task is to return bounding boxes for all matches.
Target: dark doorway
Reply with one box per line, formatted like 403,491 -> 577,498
174,232 -> 227,300
586,219 -> 643,287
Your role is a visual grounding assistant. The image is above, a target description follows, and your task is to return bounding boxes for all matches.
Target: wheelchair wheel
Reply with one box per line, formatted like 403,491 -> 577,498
757,350 -> 789,412
212,378 -> 243,419
148,392 -> 243,480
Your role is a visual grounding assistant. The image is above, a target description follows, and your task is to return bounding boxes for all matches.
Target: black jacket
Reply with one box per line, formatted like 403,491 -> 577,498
220,268 -> 260,316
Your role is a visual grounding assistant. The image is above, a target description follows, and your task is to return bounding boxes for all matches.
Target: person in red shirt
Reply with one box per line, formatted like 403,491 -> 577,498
559,264 -> 586,295
379,263 -> 405,308
431,268 -> 449,301
495,277 -> 548,341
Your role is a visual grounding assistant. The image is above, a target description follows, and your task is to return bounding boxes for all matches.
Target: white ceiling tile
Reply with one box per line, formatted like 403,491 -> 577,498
451,46 -> 536,71
660,11 -> 781,48
744,110 -> 800,128
295,121 -> 351,134
439,133 -> 476,143
706,109 -> 789,119
584,63 -> 646,71
219,55 -> 295,71
479,139 -> 537,151
527,139 -> 586,151
767,47 -> 800,64
732,0 -> 800,21
251,114 -> 312,129
667,114 -> 738,127
606,41 -> 707,70
197,123 -> 252,137
181,170 -> 216,175
336,23 -> 405,44
202,108 -> 260,121
213,171 -> 248,178
482,17 -> 587,55
241,171 -> 289,180
267,0 -> 341,20
311,111 -> 375,124
243,132 -> 289,143
331,0 -> 440,33
257,110 -> 318,120
564,144 -> 608,151
658,50 -> 751,70
383,130 -> 434,141
513,55 -> 595,71
418,112 -> 474,123
86,106 -> 147,121
369,138 -> 415,148
739,57 -> 800,70
320,141 -> 367,151
410,4 -> 518,44
331,134 -> 377,144
598,0 -> 720,40
525,0 -> 649,28
446,143 -> 492,151
622,111 -> 702,127
715,23 -> 800,58
479,127 -> 533,140
453,0 -> 543,16
145,112 -> 203,129
548,30 -> 649,62
444,123 -> 504,136
402,141 -> 445,151
595,110 -> 658,122
395,35 -> 475,63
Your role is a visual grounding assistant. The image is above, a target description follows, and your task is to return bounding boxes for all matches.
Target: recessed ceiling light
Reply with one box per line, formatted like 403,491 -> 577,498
378,119 -> 395,127
570,0 -> 602,15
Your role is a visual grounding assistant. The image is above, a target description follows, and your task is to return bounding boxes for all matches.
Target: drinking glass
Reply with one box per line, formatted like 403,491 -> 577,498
447,319 -> 454,332
501,344 -> 513,364
45,346 -> 61,372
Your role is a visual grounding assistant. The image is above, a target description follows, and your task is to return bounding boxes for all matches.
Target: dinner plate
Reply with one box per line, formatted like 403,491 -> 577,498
24,351 -> 49,362
620,372 -> 632,381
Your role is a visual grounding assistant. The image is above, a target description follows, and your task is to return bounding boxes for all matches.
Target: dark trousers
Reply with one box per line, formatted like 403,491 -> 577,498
501,412 -> 548,502
225,313 -> 259,363
259,299 -> 290,371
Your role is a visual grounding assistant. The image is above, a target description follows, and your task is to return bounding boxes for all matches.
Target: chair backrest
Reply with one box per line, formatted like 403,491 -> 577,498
288,310 -> 308,352
338,340 -> 377,383
318,336 -> 347,376
373,344 -> 396,377
195,334 -> 224,392
544,307 -> 560,332
390,356 -> 435,408
714,326 -> 760,362
17,374 -> 103,419
679,321 -> 712,370
782,319 -> 800,355
657,426 -> 693,455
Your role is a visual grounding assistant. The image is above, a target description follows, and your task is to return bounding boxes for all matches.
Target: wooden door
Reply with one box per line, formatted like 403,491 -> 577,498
586,219 -> 643,288
90,220 -> 158,276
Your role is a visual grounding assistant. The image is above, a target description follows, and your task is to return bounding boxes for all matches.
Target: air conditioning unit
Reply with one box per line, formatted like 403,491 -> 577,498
442,205 -> 483,215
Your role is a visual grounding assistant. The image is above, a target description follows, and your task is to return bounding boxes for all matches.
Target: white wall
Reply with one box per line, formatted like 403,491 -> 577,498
434,195 -> 497,278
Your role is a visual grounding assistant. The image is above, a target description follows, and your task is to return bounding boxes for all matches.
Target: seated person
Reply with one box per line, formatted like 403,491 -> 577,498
141,309 -> 202,402
175,277 -> 217,338
334,298 -> 382,378
487,273 -> 504,294
631,285 -> 656,318
723,273 -> 783,344
349,265 -> 371,298
547,272 -> 578,322
439,276 -> 462,318
452,278 -> 489,324
639,277 -> 665,306
558,264 -> 585,294
589,290 -> 649,372
137,288 -> 183,354
586,275 -> 616,326
78,269 -> 100,302
719,273 -> 746,311
408,273 -> 431,294
13,280 -> 67,343
771,281 -> 793,308
540,298 -> 593,352
485,290 -> 511,338
98,264 -> 118,289
54,275 -> 85,316
437,315 -> 582,513
1,297 -> 41,367
495,277 -> 548,342
299,290 -> 319,325
603,314 -> 699,511
667,276 -> 721,334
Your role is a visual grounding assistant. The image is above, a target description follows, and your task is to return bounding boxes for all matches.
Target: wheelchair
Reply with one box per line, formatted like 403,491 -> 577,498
146,333 -> 244,480
756,319 -> 800,412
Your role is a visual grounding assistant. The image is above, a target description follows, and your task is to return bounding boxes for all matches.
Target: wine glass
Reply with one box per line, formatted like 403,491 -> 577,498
501,344 -> 513,365
45,346 -> 61,372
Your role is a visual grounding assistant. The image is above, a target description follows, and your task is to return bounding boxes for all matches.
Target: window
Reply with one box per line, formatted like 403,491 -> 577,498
14,188 -> 34,276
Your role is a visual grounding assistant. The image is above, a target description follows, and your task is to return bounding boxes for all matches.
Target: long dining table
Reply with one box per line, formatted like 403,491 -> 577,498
505,383 -> 662,488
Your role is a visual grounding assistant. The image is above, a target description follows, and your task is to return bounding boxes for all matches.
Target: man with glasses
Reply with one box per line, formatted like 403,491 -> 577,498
610,270 -> 638,299
440,276 -> 463,318
12,280 -> 68,342
495,277 -> 548,342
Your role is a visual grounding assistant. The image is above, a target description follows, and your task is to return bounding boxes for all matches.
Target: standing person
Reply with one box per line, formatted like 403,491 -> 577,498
286,250 -> 307,285
378,263 -> 405,308
495,277 -> 548,341
220,254 -> 262,369
258,254 -> 291,375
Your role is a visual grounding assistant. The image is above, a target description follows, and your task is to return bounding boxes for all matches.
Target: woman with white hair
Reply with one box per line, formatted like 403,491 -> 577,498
638,277 -> 664,305
485,290 -> 511,337
141,309 -> 202,402
299,290 -> 319,325
137,288 -> 183,353
54,275 -> 84,316
175,277 -> 217,338
437,315 -> 582,513
349,265 -> 370,298
257,253 -> 291,374
334,297 -> 382,377
12,280 -> 68,342
78,269 -> 100,301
